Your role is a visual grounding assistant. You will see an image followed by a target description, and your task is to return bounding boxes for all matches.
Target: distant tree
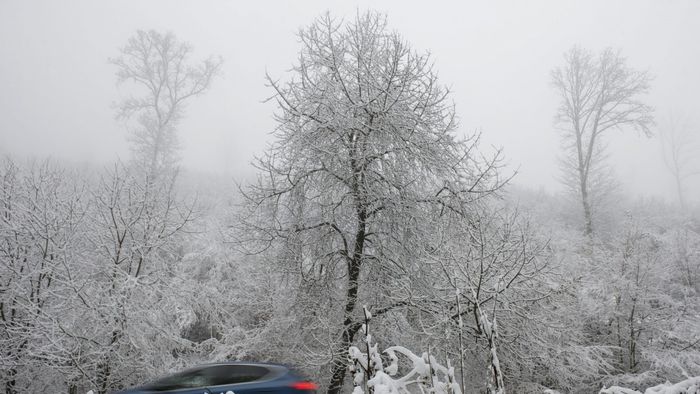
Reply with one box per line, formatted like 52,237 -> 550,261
239,11 -> 505,394
111,30 -> 222,178
551,46 -> 653,237
659,114 -> 699,210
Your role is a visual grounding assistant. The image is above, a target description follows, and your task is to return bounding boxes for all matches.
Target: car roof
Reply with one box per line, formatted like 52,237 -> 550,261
184,361 -> 290,372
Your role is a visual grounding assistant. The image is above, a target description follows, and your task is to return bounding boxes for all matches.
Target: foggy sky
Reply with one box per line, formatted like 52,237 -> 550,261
1,0 -> 699,201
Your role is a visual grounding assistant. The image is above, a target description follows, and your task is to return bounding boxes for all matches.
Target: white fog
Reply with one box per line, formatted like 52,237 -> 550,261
1,1 -> 699,394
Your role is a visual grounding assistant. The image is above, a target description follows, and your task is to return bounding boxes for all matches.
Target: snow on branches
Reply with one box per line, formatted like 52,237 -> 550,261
348,306 -> 462,394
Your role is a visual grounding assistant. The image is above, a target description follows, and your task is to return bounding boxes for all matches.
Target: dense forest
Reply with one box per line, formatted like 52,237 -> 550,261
1,11 -> 699,394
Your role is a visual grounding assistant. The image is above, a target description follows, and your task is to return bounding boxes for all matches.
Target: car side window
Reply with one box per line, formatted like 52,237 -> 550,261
146,368 -> 210,391
206,365 -> 271,386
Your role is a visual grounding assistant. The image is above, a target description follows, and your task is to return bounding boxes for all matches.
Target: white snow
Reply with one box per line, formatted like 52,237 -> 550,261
598,376 -> 700,394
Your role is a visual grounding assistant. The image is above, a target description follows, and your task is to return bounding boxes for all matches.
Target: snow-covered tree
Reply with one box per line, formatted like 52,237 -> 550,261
568,204 -> 700,389
0,159 -> 86,393
238,11 -> 505,394
423,207 -> 553,392
61,163 -> 195,394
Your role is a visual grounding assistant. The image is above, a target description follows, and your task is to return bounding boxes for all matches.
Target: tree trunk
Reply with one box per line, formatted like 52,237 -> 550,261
327,204 -> 366,394
327,319 -> 359,394
326,258 -> 363,394
96,328 -> 121,394
675,172 -> 686,211
96,359 -> 111,394
580,178 -> 594,238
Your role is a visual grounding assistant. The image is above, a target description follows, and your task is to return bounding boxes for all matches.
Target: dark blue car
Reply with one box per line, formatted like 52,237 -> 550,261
113,362 -> 318,394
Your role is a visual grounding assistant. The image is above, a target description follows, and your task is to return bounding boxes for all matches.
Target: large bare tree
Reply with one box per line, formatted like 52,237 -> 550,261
111,30 -> 222,178
551,46 -> 653,237
239,12 -> 505,394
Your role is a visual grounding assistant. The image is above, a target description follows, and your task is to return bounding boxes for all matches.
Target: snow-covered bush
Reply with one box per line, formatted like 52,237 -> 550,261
348,307 -> 462,394
599,376 -> 700,394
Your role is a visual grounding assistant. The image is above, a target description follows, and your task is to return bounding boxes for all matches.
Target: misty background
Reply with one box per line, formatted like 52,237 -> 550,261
3,2 -> 700,394
2,0 -> 698,201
